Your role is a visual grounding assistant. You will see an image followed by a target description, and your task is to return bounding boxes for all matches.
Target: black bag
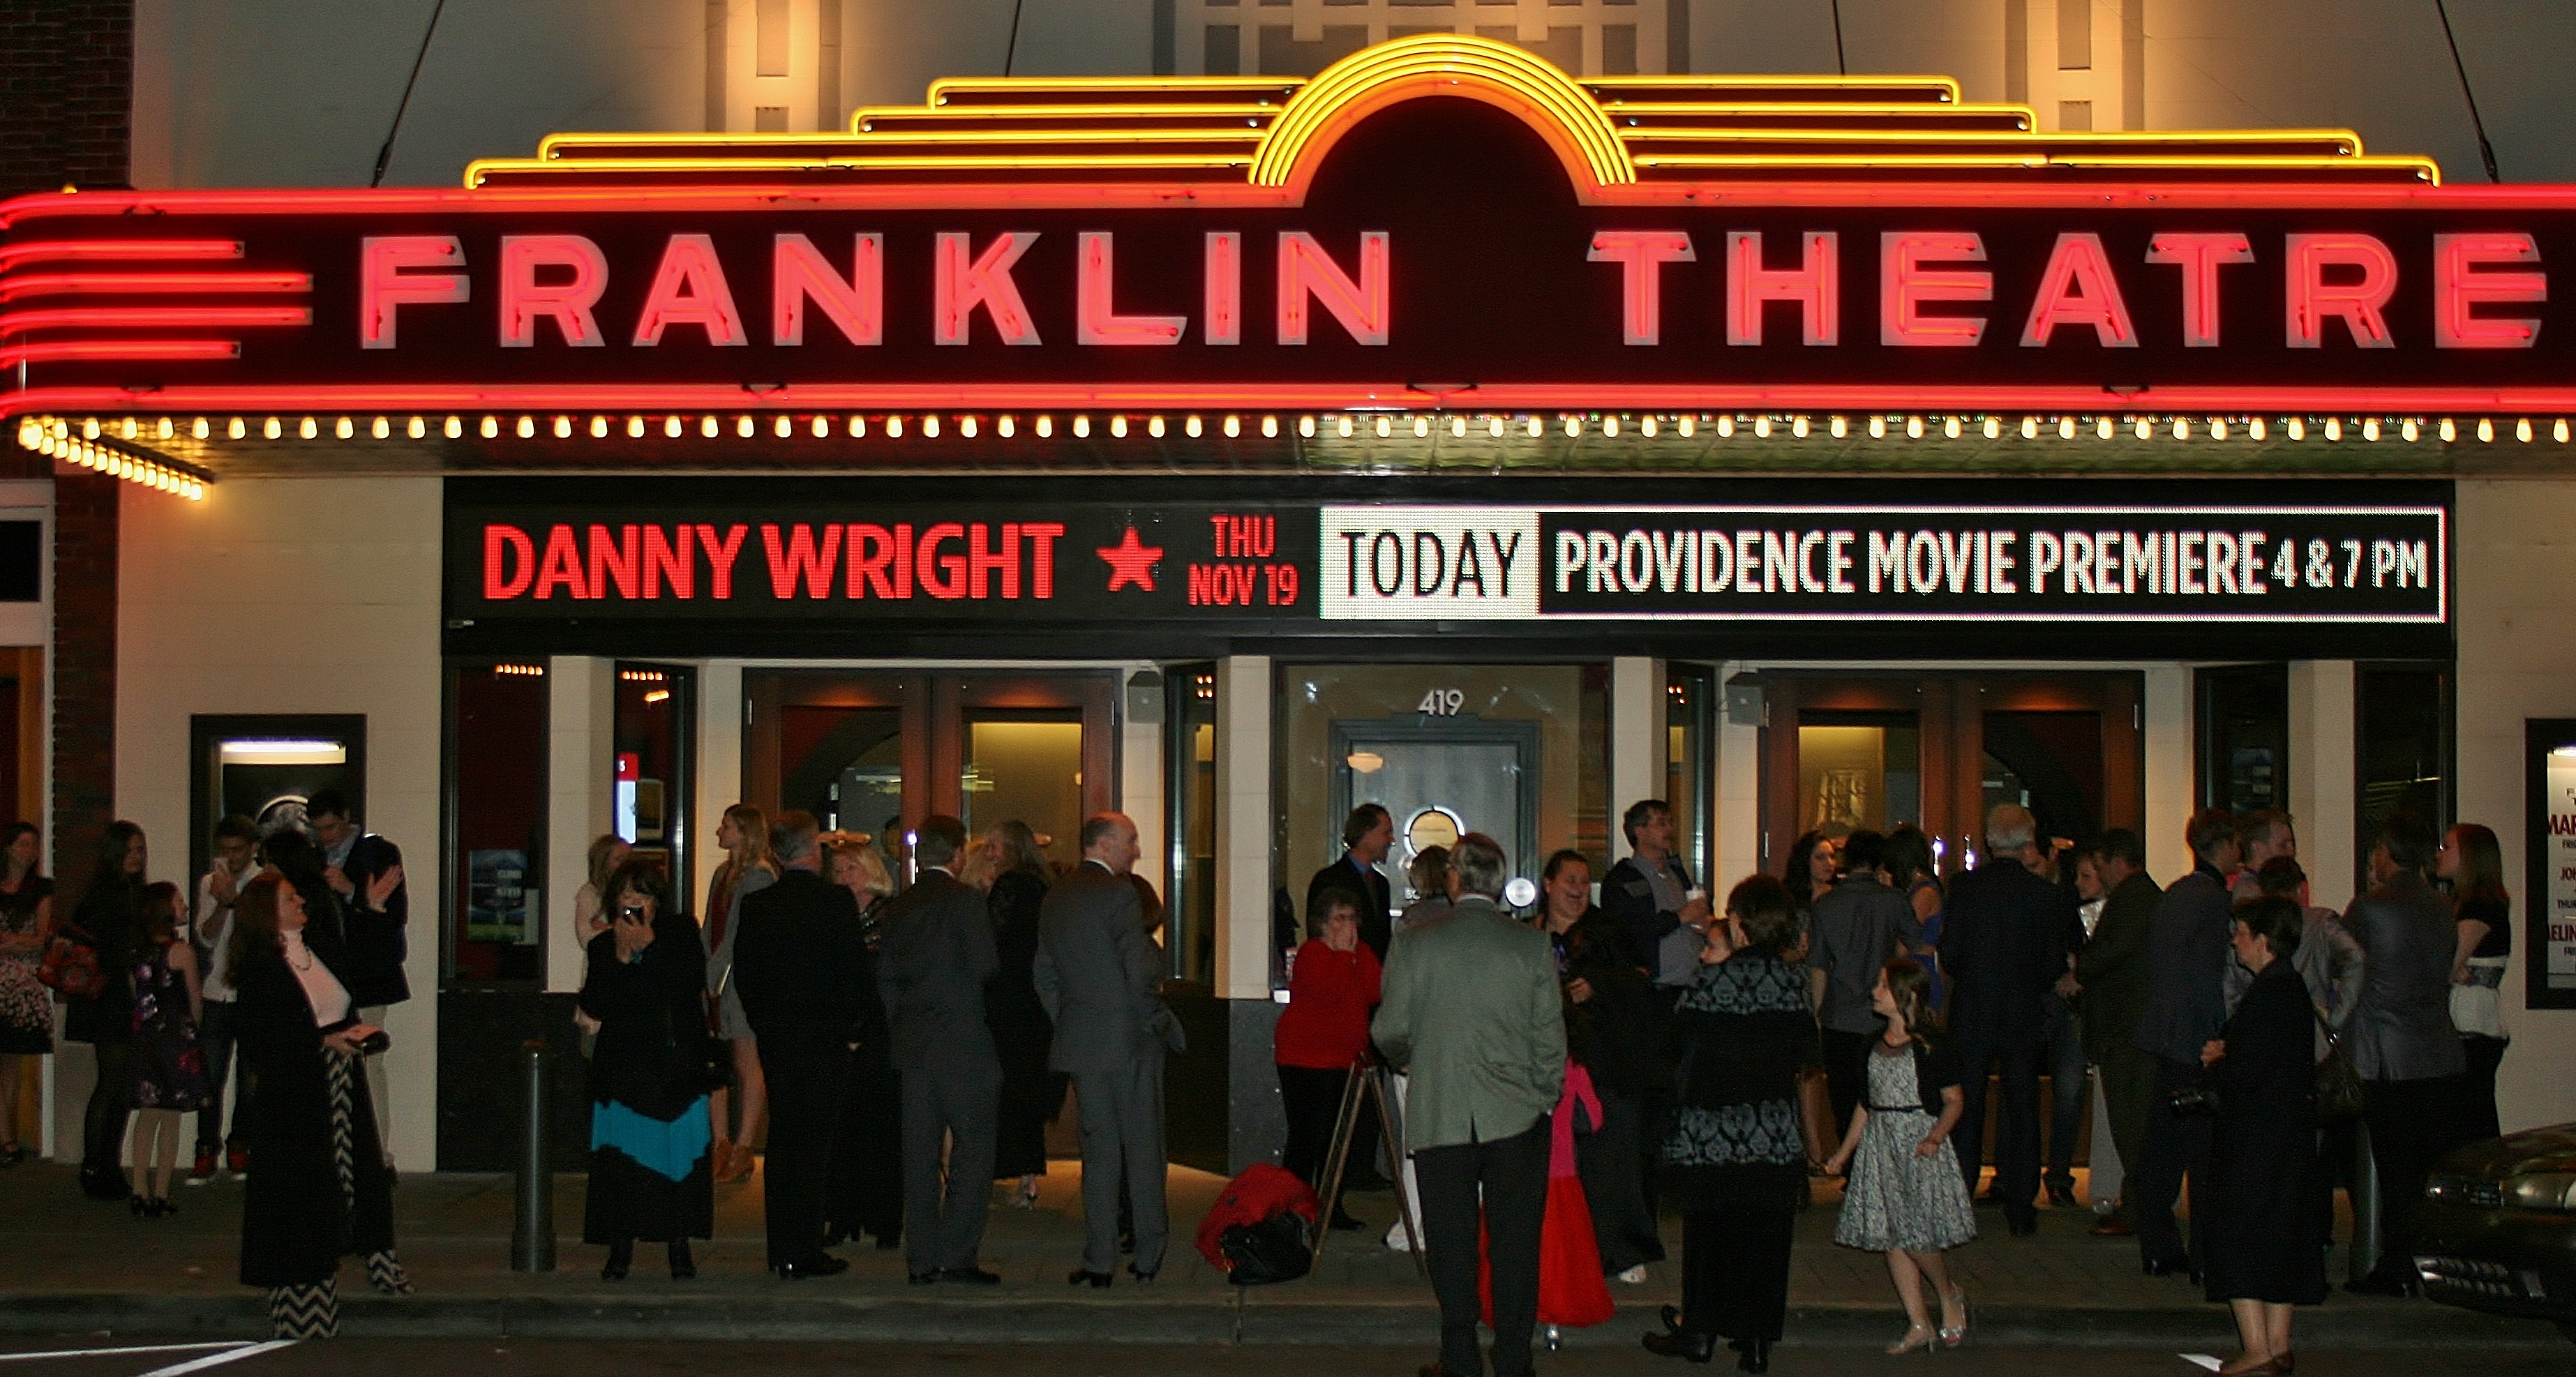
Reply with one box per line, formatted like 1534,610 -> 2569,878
2312,1012 -> 2366,1121
1218,1212 -> 1315,1286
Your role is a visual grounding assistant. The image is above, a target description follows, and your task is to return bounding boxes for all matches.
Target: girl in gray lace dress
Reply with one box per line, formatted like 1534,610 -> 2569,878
1824,959 -> 1975,1354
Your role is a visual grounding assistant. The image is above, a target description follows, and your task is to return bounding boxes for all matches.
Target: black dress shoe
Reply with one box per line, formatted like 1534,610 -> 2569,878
2141,1254 -> 2194,1278
909,1269 -> 943,1285
777,1255 -> 850,1280
1641,1328 -> 1717,1363
1661,1305 -> 1684,1333
1127,1264 -> 1156,1284
666,1240 -> 695,1281
601,1240 -> 633,1281
2044,1177 -> 2078,1208
1736,1337 -> 1772,1374
1069,1267 -> 1114,1288
943,1266 -> 1001,1286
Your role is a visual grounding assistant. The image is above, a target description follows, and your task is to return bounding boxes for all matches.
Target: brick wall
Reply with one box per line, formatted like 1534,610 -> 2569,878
0,1 -> 132,896
0,0 -> 133,196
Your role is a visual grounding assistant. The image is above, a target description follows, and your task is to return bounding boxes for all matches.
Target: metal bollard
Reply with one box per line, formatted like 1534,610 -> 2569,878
2348,1119 -> 2381,1284
511,1040 -> 555,1274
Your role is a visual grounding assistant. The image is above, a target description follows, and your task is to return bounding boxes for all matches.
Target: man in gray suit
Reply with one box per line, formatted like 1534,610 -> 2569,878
1372,833 -> 1564,1377
874,813 -> 1003,1286
2343,810 -> 2471,1296
1037,811 -> 1172,1286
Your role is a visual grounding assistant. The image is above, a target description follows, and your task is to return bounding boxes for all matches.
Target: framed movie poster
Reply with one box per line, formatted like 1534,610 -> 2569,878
2524,720 -> 2576,1010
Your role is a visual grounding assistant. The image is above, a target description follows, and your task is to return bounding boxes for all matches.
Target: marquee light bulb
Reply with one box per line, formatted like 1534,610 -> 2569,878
332,416 -> 352,440
1640,416 -> 1657,438
1035,416 -> 1052,438
1564,416 -> 1581,438
1072,416 -> 1089,438
1792,416 -> 1810,438
922,414 -> 945,438
299,417 -> 318,440
850,416 -> 868,437
2324,418 -> 2342,442
2287,418 -> 2306,440
2517,419 -> 2534,442
772,416 -> 791,438
961,416 -> 978,438
409,416 -> 428,439
2248,417 -> 2268,441
1337,416 -> 1353,438
1001,416 -> 1017,438
2439,418 -> 2456,442
1679,416 -> 1696,437
444,416 -> 462,439
2361,418 -> 2379,442
2478,418 -> 2495,442
1376,416 -> 1392,439
1148,416 -> 1165,438
1110,415 -> 1128,438
228,418 -> 246,439
1184,415 -> 1202,438
2557,420 -> 2571,444
2211,419 -> 2229,440
1755,416 -> 1772,438
1602,416 -> 1619,439
370,417 -> 389,440
515,416 -> 534,439
2173,418 -> 2189,439
1261,416 -> 1278,438
1224,415 -> 1241,438
1525,416 -> 1542,438
664,416 -> 682,437
888,415 -> 905,438
1719,416 -> 1736,439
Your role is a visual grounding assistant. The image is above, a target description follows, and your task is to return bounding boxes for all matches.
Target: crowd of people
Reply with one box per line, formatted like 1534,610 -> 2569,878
1315,798 -> 2513,1377
0,781 -> 2517,1374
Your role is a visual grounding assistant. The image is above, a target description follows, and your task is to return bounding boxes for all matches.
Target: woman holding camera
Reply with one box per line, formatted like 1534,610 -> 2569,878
229,872 -> 405,1339
581,863 -> 717,1281
2196,896 -> 2328,1377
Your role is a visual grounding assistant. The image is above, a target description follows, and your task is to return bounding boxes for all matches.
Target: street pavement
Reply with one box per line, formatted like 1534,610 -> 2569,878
1,1340 -> 2570,1377
0,1162 -> 2558,1352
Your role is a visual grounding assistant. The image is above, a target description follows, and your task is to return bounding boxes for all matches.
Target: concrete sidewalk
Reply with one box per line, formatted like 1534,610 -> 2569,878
0,1163 -> 2553,1349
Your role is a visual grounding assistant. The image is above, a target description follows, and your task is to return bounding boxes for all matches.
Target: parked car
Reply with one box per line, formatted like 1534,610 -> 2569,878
2416,1122 -> 2576,1341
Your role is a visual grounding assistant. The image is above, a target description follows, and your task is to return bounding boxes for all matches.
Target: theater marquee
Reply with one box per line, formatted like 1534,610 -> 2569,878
8,34 -> 2576,422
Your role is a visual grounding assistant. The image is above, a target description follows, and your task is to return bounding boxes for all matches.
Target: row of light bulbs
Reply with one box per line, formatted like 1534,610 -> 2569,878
58,409 -> 2576,448
14,420 -> 209,500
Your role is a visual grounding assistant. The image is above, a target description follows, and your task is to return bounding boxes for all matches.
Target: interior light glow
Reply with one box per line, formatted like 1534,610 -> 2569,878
642,688 -> 672,705
219,739 -> 346,766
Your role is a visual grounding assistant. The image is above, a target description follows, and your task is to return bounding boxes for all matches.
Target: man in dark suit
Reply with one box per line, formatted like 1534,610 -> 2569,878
2061,828 -> 2161,1237
2343,811 -> 2471,1295
733,809 -> 871,1279
1038,811 -> 1173,1286
1307,804 -> 1395,961
2130,807 -> 2241,1277
307,790 -> 408,1164
1939,804 -> 2082,1235
874,813 -> 1003,1286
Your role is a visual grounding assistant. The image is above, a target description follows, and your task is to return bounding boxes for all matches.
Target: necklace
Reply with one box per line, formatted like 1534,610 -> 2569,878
285,935 -> 313,972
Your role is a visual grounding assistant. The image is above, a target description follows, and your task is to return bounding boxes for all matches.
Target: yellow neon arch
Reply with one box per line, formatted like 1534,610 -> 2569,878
1250,33 -> 1635,193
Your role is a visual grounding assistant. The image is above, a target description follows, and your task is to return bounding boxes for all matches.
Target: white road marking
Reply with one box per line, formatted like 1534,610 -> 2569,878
0,1346 -> 248,1365
133,1342 -> 296,1377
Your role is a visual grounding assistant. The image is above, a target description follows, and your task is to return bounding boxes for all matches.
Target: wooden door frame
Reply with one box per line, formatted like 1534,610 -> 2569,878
1759,670 -> 2144,879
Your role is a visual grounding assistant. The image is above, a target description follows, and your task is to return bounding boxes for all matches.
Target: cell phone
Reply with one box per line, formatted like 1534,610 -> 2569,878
354,1029 -> 391,1056
617,905 -> 646,924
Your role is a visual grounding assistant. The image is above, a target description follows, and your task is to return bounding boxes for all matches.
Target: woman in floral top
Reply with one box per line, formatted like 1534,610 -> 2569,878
1643,874 -> 1819,1376
0,822 -> 54,1164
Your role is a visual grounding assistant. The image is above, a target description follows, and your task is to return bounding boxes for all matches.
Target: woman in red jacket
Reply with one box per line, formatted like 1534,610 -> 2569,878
1275,887 -> 1382,1231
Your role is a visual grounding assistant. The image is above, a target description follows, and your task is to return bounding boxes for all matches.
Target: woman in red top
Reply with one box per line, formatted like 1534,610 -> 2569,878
1275,887 -> 1382,1230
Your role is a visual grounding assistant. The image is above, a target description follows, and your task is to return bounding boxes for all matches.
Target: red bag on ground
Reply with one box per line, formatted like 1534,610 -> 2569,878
1195,1161 -> 1321,1272
1478,1061 -> 1616,1330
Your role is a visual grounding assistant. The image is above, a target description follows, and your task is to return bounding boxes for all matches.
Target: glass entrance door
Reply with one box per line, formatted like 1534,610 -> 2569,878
1762,673 -> 2141,875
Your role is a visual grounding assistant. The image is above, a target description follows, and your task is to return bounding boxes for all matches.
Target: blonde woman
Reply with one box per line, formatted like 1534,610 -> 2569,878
825,837 -> 904,1249
570,835 -> 630,1039
703,804 -> 779,1183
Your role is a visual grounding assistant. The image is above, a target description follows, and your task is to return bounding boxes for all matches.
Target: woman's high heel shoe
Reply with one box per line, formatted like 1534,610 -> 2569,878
127,1194 -> 147,1217
1938,1287 -> 1970,1348
1640,1328 -> 1717,1363
667,1240 -> 696,1280
1884,1323 -> 1935,1355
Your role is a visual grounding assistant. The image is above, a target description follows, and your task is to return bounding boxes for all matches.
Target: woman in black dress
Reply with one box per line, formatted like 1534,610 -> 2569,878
68,822 -> 147,1201
580,862 -> 716,1280
1646,875 -> 1820,1376
982,820 -> 1061,1207
228,872 -> 405,1339
2196,896 -> 2327,1377
2439,822 -> 2510,1143
823,838 -> 901,1249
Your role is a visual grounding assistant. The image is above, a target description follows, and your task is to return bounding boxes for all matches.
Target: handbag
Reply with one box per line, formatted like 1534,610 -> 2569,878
1218,1211 -> 1314,1285
36,924 -> 105,1000
2312,1009 -> 2366,1121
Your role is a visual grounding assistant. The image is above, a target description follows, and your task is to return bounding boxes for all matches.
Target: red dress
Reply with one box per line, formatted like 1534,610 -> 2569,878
1483,1060 -> 1616,1329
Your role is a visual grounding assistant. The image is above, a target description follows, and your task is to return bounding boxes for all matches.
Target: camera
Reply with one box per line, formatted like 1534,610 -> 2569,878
618,905 -> 645,924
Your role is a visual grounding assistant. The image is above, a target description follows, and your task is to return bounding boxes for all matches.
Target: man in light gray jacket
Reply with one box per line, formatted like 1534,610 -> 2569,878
1372,833 -> 1565,1377
1037,811 -> 1172,1286
2342,811 -> 2469,1297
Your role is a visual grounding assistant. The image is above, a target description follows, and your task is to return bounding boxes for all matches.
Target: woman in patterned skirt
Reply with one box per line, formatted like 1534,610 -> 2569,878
0,822 -> 54,1164
1643,874 -> 1819,1376
229,872 -> 407,1338
126,882 -> 209,1214
1824,958 -> 1976,1354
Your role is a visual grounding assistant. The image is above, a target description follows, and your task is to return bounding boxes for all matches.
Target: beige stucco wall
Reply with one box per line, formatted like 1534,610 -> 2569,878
113,476 -> 446,1167
2455,479 -> 2576,1134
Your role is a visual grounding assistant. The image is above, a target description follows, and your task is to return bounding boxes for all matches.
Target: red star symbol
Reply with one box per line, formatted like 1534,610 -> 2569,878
1097,525 -> 1165,592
